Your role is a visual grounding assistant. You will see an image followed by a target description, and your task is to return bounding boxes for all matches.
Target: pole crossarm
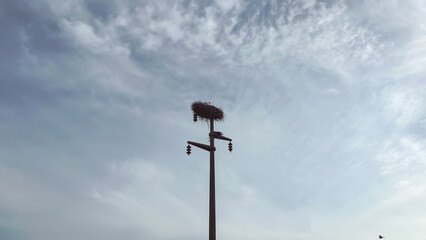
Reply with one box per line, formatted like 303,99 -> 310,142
209,132 -> 232,142
187,141 -> 216,152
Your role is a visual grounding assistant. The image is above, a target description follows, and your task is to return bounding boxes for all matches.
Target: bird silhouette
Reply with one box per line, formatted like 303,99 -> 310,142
379,235 -> 384,239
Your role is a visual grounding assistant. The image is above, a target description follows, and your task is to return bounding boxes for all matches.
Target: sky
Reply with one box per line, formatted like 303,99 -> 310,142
1,0 -> 426,239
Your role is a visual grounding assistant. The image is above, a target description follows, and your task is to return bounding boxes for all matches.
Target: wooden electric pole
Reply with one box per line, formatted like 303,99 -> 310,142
187,101 -> 233,240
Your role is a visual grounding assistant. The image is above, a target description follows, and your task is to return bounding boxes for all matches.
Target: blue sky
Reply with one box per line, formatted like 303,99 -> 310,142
1,0 -> 426,239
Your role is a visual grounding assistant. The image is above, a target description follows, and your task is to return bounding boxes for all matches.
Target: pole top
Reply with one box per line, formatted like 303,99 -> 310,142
191,101 -> 224,122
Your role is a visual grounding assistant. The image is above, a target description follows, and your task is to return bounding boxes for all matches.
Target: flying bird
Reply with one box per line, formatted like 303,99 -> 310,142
379,235 -> 384,239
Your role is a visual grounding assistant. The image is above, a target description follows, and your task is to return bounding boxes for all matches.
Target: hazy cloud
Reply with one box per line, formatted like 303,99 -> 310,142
1,0 -> 426,239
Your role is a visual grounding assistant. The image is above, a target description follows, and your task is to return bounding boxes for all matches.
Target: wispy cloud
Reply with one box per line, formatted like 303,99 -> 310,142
2,0 -> 426,239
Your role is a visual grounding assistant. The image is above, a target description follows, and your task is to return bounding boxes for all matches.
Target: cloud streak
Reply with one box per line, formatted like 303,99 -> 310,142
1,0 -> 426,239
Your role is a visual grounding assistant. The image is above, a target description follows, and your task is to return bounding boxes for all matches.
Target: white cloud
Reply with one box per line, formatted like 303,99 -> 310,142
61,20 -> 129,55
382,87 -> 425,125
3,0 -> 426,239
326,88 -> 339,94
377,137 -> 426,180
53,0 -> 388,76
91,160 -> 204,239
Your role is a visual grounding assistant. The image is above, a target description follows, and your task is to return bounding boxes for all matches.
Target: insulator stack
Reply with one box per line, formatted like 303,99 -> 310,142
193,114 -> 198,122
228,142 -> 233,152
187,144 -> 191,155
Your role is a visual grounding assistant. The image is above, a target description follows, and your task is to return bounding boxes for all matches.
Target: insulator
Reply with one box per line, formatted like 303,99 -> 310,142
228,142 -> 233,152
187,144 -> 191,155
193,114 -> 198,122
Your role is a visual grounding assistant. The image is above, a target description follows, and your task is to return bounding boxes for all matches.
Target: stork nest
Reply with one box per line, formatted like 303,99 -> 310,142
191,101 -> 224,121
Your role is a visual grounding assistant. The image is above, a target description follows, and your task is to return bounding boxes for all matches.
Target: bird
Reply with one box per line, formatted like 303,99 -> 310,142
379,235 -> 384,239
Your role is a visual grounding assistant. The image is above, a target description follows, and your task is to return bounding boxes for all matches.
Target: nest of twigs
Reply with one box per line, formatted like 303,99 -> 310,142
191,101 -> 224,121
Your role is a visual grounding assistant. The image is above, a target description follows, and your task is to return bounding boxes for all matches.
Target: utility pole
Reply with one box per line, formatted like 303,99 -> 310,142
187,101 -> 233,240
